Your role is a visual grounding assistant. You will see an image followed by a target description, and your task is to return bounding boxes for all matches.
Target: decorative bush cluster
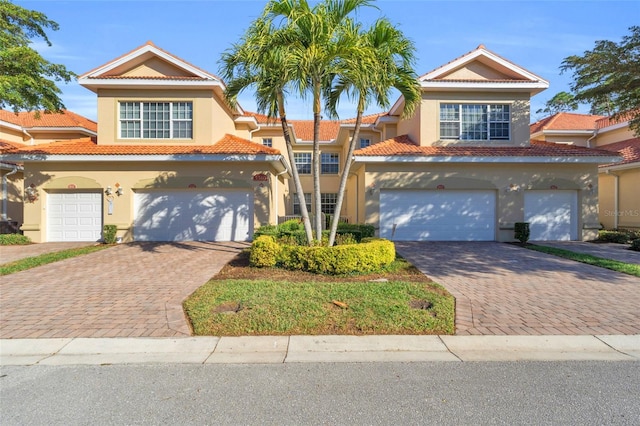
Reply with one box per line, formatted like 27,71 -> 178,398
597,229 -> 639,244
102,225 -> 117,244
514,222 -> 530,244
254,220 -> 375,245
630,239 -> 640,252
250,235 -> 396,275
0,233 -> 31,245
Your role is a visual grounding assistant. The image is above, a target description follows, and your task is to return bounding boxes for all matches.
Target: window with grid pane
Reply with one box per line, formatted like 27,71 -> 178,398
119,101 -> 192,139
440,103 -> 509,141
293,193 -> 311,215
262,138 -> 273,147
320,193 -> 337,214
321,153 -> 339,174
360,138 -> 371,148
294,153 -> 311,174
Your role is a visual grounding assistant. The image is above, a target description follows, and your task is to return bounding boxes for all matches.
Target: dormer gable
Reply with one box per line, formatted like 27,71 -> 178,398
78,41 -> 225,93
419,45 -> 549,95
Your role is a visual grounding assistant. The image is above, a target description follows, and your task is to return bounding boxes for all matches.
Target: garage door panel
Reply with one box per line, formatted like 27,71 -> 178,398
134,191 -> 252,242
47,192 -> 102,242
525,190 -> 577,241
380,190 -> 496,241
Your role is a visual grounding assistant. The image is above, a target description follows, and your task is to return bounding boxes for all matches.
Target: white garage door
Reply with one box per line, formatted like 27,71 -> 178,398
133,190 -> 253,242
47,192 -> 102,242
524,190 -> 578,241
380,190 -> 496,241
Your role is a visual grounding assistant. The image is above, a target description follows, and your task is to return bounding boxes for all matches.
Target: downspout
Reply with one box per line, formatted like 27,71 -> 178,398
2,165 -> 19,221
23,129 -> 34,145
606,170 -> 620,229
586,128 -> 597,148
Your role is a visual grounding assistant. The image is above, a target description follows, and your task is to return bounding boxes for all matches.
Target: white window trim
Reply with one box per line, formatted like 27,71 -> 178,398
321,152 -> 340,174
439,103 -> 511,142
118,101 -> 193,140
294,152 -> 312,175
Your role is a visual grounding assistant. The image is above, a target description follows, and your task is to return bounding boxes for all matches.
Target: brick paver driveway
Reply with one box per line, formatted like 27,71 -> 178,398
0,242 -> 245,338
396,242 -> 640,336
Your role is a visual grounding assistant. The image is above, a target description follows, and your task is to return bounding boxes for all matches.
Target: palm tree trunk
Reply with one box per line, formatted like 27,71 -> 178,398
312,80 -> 323,242
278,91 -> 313,244
328,96 -> 365,246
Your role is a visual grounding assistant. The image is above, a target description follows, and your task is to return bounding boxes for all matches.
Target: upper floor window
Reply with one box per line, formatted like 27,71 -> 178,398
262,138 -> 273,147
321,153 -> 339,174
119,101 -> 193,139
294,153 -> 311,174
360,138 -> 371,149
440,103 -> 510,141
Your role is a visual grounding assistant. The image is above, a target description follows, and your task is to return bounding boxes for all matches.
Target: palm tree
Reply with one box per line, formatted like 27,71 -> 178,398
325,18 -> 421,246
220,14 -> 314,244
264,0 -> 375,241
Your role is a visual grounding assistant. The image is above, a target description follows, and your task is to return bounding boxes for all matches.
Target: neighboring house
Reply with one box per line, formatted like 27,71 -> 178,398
1,42 -> 621,243
0,110 -> 97,233
530,112 -> 639,230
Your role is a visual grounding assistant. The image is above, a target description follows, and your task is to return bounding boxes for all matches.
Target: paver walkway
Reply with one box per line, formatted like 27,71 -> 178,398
535,241 -> 639,265
0,242 -> 246,338
396,242 -> 640,336
1,242 -> 95,264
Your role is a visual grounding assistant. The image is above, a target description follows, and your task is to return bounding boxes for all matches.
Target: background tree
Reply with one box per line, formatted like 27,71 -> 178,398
561,26 -> 640,135
535,91 -> 579,115
0,0 -> 75,113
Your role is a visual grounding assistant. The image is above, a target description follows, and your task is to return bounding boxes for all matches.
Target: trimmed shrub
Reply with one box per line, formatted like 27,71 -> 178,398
103,225 -> 117,244
249,235 -> 282,267
254,225 -> 278,238
597,230 -> 630,244
630,239 -> 640,252
279,238 -> 395,275
278,219 -> 303,232
514,222 -> 530,244
334,233 -> 358,245
0,233 -> 31,245
338,223 -> 375,238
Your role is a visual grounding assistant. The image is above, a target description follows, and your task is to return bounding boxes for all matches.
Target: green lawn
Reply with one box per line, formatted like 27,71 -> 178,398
0,245 -> 112,275
525,244 -> 640,277
184,279 -> 454,336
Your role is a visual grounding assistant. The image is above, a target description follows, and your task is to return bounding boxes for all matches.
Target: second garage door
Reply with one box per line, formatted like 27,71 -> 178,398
524,190 -> 578,241
133,190 -> 253,242
379,190 -> 496,241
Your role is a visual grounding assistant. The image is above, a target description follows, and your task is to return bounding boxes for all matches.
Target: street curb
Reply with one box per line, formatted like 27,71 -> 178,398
1,335 -> 638,365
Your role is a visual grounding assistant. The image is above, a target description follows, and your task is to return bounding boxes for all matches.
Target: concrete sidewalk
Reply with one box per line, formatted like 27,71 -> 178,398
1,335 -> 638,365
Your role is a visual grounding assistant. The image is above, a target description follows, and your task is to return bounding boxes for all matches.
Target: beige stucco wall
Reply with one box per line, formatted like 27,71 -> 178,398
535,134 -> 594,146
418,91 -> 530,147
361,162 -> 599,241
598,167 -> 640,229
96,89 -> 236,145
0,125 -> 25,144
20,161 -> 278,242
595,126 -> 636,147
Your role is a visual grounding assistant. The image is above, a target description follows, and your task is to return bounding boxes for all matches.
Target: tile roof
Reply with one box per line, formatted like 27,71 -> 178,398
0,109 -> 97,132
597,138 -> 640,167
288,120 -> 341,142
595,111 -> 636,129
341,113 -> 387,124
530,112 -> 605,134
353,135 -> 619,159
1,134 -> 280,156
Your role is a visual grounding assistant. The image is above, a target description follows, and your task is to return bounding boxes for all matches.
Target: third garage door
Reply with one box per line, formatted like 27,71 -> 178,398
133,190 -> 253,242
379,190 -> 496,241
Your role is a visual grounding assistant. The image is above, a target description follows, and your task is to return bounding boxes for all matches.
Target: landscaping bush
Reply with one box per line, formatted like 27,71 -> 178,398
338,223 -> 375,238
102,225 -> 117,244
278,219 -> 303,232
253,225 -> 278,238
249,235 -> 282,267
514,222 -> 530,244
279,238 -> 396,275
597,230 -> 630,244
0,233 -> 31,245
630,239 -> 640,252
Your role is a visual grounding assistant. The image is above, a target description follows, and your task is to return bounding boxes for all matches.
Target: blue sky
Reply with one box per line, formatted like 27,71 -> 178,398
17,0 -> 640,122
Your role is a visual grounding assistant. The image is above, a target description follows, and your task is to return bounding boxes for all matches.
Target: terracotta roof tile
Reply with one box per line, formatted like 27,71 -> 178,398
341,113 -> 387,124
5,134 -> 280,156
288,120 -> 341,142
0,140 -> 24,153
595,111 -> 637,129
354,135 -> 619,159
597,138 -> 640,167
0,109 -> 97,133
530,112 -> 604,134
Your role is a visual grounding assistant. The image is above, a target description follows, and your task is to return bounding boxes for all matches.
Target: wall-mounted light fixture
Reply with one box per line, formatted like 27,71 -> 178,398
25,184 -> 38,202
115,186 -> 124,196
105,186 -> 113,196
368,182 -> 376,195
505,183 -> 521,193
586,183 -> 594,194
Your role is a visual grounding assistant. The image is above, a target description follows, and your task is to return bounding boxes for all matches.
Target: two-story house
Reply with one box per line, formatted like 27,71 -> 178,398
531,112 -> 640,230
1,43 -> 620,243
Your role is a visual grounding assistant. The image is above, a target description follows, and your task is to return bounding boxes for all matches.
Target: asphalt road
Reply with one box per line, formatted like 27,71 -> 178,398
1,362 -> 639,425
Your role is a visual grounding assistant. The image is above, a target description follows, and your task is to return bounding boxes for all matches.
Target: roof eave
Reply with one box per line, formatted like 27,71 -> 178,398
2,153 -> 286,163
420,81 -> 549,95
353,155 -> 621,164
78,78 -> 225,93
599,161 -> 640,172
